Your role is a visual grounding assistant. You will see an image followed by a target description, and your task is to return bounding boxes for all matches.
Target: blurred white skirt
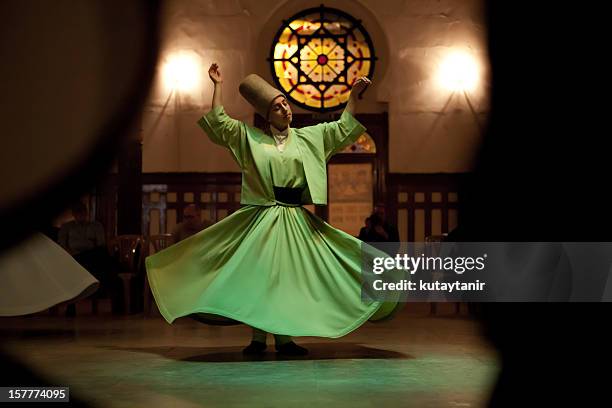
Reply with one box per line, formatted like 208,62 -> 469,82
0,233 -> 99,316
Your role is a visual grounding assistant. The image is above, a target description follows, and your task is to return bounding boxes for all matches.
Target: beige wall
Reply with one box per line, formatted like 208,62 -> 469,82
143,0 -> 488,173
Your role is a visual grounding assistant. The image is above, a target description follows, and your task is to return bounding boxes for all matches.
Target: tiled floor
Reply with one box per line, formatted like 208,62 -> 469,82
1,303 -> 499,407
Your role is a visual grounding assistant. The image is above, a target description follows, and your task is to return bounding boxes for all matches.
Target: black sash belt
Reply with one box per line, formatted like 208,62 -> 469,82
273,186 -> 303,206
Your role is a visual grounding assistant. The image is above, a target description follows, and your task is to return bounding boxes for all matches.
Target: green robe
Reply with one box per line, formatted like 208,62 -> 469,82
145,106 -> 399,338
197,106 -> 369,206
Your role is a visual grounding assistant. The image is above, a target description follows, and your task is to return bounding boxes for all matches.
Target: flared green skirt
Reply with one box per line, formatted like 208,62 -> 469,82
146,205 -> 399,338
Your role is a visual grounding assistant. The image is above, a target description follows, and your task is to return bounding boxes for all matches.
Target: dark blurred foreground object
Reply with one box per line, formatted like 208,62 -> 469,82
0,0 -> 160,400
461,2 -> 610,406
0,353 -> 89,407
0,0 -> 160,251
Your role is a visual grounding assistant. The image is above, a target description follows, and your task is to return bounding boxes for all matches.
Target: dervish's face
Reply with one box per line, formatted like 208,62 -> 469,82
268,96 -> 292,130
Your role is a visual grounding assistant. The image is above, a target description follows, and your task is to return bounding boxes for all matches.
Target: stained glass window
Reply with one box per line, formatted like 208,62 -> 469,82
269,5 -> 376,112
340,132 -> 376,153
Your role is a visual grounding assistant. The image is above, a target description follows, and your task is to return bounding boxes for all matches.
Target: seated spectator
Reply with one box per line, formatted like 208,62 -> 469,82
172,204 -> 212,243
59,202 -> 105,256
59,201 -> 120,315
358,203 -> 400,256
358,216 -> 371,240
359,204 -> 399,242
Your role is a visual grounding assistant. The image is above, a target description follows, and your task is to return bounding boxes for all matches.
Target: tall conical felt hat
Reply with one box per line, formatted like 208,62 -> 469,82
239,74 -> 285,119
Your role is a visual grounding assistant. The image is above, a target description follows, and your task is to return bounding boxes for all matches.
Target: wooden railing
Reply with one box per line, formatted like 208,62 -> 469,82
388,173 -> 467,242
92,172 -> 466,242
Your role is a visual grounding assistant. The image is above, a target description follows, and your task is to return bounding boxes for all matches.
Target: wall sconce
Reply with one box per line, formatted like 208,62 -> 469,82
162,51 -> 201,93
437,50 -> 480,92
436,49 -> 485,133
